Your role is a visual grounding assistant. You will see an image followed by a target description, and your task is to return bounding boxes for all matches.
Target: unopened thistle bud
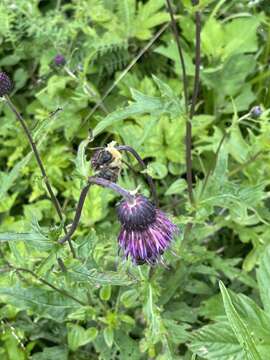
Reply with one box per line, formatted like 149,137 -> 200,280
0,72 -> 13,96
250,105 -> 262,118
54,54 -> 66,67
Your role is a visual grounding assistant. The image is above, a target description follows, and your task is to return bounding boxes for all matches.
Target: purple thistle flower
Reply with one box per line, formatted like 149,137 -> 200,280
117,195 -> 178,265
54,54 -> 66,67
0,72 -> 13,96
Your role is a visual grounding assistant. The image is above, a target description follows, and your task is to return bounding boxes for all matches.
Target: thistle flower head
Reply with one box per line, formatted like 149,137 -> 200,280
117,195 -> 178,265
54,54 -> 66,67
0,72 -> 13,96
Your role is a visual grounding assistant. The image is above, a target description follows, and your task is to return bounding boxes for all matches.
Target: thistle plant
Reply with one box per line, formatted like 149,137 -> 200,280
59,141 -> 177,265
1,1 -> 268,358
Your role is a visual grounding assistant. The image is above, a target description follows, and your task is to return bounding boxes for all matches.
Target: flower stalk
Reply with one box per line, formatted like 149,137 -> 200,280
116,145 -> 158,205
59,177 -> 135,244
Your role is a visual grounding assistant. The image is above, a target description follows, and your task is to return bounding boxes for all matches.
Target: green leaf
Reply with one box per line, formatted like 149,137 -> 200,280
104,327 -> 114,348
100,285 -> 111,301
67,262 -> 136,286
219,281 -> 263,360
146,162 -> 168,179
0,286 -> 82,322
165,179 -> 187,196
257,246 -> 270,313
92,81 -> 183,137
189,322 -> 245,360
75,138 -> 91,178
67,324 -> 98,351
31,346 -> 68,360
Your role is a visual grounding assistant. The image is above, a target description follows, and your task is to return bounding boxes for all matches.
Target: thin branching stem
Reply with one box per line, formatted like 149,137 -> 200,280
59,177 -> 135,244
13,267 -> 86,306
0,249 -> 85,305
187,9 -> 201,205
189,9 -> 201,119
64,66 -> 109,114
166,1 -> 201,205
82,22 -> 169,126
4,95 -> 76,258
165,0 -> 189,113
116,145 -> 158,205
166,1 -> 201,250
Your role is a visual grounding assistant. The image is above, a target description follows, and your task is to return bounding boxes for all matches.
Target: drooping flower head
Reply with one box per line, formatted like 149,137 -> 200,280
54,54 -> 66,67
0,72 -> 13,96
117,195 -> 178,265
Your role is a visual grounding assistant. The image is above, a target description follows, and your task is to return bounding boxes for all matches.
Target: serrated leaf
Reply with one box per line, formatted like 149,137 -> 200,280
219,281 -> 263,360
0,286 -> 82,322
189,322 -> 245,360
257,246 -> 270,313
75,138 -> 91,178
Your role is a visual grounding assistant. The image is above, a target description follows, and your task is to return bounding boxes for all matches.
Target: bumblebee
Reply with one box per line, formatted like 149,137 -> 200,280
91,141 -> 122,182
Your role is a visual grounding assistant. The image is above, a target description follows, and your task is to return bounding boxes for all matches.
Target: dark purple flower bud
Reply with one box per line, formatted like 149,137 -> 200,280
0,72 -> 13,96
54,54 -> 66,67
117,195 -> 178,265
250,106 -> 262,118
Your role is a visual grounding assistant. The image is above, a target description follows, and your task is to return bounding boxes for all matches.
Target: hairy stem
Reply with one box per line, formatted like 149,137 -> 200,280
116,145 -> 158,205
5,95 -> 76,258
59,177 -> 135,244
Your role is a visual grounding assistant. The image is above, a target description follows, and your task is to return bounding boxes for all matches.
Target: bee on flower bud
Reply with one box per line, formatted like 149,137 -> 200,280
91,141 -> 122,182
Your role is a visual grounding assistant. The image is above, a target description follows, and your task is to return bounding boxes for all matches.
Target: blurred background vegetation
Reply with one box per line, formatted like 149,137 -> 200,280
1,0 -> 270,359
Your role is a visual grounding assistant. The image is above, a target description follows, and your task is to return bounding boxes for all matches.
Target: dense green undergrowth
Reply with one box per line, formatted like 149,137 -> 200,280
1,0 -> 270,359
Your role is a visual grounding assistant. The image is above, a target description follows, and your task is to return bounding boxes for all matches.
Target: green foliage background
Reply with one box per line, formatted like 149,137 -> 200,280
1,0 -> 270,359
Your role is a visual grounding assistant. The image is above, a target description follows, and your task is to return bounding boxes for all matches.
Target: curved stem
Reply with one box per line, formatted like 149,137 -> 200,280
89,177 -> 135,202
5,95 -> 76,258
58,182 -> 91,244
81,23 -> 169,127
116,145 -> 158,205
59,177 -> 135,244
